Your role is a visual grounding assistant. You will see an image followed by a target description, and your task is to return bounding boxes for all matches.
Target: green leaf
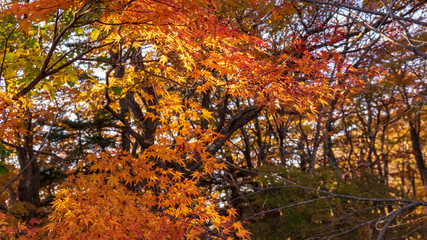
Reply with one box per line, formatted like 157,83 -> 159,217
91,28 -> 100,41
110,86 -> 123,96
75,28 -> 84,35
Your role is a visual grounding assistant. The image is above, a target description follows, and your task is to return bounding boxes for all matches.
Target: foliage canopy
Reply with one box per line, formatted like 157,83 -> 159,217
0,0 -> 426,239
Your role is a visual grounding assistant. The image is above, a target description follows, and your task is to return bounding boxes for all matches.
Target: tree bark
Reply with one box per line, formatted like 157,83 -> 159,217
408,114 -> 427,189
17,114 -> 40,208
324,99 -> 338,169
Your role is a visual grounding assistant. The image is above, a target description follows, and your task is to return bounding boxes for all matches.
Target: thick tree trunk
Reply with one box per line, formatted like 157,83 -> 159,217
112,49 -> 131,151
119,97 -> 131,152
17,149 -> 40,207
17,115 -> 40,208
408,115 -> 427,189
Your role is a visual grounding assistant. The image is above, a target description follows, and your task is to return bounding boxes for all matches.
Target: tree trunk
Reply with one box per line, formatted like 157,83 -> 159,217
408,114 -> 427,189
324,99 -> 338,169
17,114 -> 40,208
308,115 -> 322,174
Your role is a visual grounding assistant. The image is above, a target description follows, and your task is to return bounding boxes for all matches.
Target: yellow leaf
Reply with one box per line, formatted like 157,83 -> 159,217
159,55 -> 168,65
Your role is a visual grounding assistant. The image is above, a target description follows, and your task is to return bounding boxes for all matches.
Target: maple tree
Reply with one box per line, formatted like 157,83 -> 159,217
0,0 -> 426,239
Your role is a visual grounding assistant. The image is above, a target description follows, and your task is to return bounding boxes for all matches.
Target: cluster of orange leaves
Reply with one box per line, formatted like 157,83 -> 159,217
0,212 -> 39,239
0,92 -> 29,142
1,0 -> 254,238
46,150 -> 249,239
0,0 -> 360,239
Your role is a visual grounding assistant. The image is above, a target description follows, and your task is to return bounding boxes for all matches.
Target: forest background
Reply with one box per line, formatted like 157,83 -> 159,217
0,0 -> 426,239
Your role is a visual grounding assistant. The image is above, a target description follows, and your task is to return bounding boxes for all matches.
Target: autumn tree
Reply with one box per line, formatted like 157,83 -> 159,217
0,0 -> 426,239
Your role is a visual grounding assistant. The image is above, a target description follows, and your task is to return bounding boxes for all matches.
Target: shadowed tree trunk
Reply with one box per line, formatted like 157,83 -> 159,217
17,112 -> 40,210
324,98 -> 338,169
408,114 -> 427,189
